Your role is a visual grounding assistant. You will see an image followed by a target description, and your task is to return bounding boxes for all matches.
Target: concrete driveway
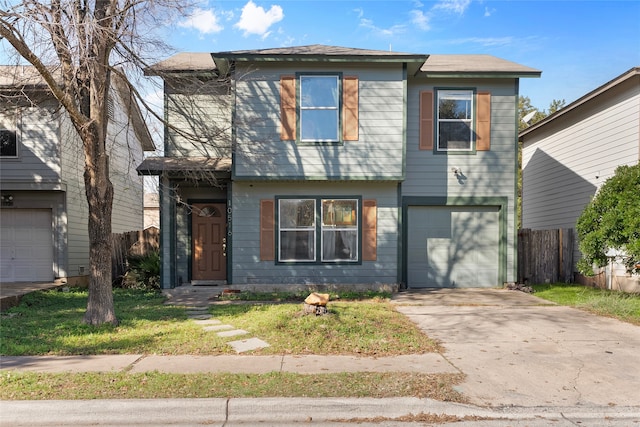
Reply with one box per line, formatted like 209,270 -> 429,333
391,288 -> 640,408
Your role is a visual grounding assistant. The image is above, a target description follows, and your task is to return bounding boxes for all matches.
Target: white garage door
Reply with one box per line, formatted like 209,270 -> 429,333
0,209 -> 54,282
407,206 -> 499,288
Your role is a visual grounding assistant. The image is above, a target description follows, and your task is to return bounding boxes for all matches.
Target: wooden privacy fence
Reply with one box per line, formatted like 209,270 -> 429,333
518,228 -> 574,285
111,227 -> 159,282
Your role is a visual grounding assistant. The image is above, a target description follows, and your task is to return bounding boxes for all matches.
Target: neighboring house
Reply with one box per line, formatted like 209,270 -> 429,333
143,193 -> 160,229
0,66 -> 155,285
520,67 -> 639,291
139,45 -> 540,290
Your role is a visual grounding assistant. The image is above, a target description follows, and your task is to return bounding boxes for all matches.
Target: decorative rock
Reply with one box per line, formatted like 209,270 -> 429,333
304,292 -> 330,306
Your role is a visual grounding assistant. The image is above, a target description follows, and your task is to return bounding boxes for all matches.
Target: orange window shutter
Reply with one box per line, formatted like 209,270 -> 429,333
419,91 -> 434,150
476,92 -> 491,151
280,75 -> 296,140
362,199 -> 377,261
343,76 -> 359,141
260,199 -> 275,261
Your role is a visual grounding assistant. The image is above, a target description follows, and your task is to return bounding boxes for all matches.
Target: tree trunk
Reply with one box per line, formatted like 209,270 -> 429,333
82,128 -> 117,326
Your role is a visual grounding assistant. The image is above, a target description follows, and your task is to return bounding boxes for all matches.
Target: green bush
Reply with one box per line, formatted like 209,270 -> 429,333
576,164 -> 640,275
120,251 -> 160,291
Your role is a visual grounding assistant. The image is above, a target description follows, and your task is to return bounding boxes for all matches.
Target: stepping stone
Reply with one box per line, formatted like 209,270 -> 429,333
203,324 -> 234,332
217,329 -> 248,338
228,338 -> 270,353
186,308 -> 209,315
186,306 -> 209,311
189,314 -> 212,320
193,319 -> 222,326
187,311 -> 210,317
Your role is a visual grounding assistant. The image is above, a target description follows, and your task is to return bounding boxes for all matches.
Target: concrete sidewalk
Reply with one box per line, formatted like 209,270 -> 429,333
0,353 -> 457,374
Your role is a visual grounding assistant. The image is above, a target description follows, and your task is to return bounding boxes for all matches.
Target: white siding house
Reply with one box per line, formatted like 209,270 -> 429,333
520,67 -> 640,291
0,67 -> 155,284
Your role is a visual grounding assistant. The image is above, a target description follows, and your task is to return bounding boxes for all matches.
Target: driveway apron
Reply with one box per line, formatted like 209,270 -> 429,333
392,288 -> 640,408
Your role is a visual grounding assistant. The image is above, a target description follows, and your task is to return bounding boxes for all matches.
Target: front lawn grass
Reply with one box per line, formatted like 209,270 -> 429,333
0,288 -> 439,356
532,283 -> 640,325
0,371 -> 466,402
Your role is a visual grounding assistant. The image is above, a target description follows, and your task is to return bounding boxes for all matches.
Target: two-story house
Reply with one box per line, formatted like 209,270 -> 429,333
520,67 -> 639,291
0,66 -> 155,285
140,45 -> 540,290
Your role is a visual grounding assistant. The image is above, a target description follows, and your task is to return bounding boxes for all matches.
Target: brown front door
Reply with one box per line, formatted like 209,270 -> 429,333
192,203 -> 227,282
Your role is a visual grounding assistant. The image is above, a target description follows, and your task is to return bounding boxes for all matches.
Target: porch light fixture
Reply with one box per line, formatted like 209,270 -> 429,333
1,194 -> 13,206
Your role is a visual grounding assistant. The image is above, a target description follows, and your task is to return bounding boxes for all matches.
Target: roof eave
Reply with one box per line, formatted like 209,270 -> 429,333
214,53 -> 427,63
519,67 -> 640,140
418,71 -> 542,79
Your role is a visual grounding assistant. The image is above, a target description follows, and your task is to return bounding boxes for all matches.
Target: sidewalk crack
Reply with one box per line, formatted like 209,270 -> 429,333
222,398 -> 230,426
123,355 -> 146,372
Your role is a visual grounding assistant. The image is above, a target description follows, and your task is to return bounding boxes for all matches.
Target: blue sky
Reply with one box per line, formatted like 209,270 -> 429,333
164,0 -> 640,111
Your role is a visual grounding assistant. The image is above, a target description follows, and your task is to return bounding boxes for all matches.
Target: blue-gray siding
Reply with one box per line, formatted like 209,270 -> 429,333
233,64 -> 405,180
231,181 -> 399,285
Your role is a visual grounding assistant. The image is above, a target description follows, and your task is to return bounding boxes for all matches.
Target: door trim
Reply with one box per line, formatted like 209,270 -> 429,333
188,199 -> 227,284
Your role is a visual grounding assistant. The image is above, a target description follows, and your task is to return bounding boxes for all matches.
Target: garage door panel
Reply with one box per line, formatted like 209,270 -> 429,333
408,206 -> 499,288
0,209 -> 53,282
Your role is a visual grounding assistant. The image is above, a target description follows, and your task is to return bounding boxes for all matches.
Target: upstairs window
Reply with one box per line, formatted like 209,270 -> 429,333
280,74 -> 359,143
0,113 -> 18,158
300,76 -> 339,142
419,89 -> 491,152
437,90 -> 473,151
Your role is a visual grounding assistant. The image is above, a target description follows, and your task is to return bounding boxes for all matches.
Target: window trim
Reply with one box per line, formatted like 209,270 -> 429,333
276,196 -> 362,264
296,72 -> 343,145
296,73 -> 342,144
436,88 -> 475,153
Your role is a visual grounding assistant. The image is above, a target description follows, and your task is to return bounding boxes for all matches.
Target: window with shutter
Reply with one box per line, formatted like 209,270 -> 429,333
421,89 -> 491,152
273,196 -> 366,263
280,74 -> 359,143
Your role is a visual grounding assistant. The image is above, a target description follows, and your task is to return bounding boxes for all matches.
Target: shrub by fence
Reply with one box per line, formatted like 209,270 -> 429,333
111,227 -> 159,283
518,228 -> 574,285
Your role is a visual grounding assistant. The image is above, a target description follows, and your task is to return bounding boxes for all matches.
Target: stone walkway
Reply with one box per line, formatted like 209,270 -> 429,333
177,301 -> 270,354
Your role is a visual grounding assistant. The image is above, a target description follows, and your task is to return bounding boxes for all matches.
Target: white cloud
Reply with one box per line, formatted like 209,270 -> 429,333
484,6 -> 496,17
359,18 -> 406,37
410,9 -> 430,31
235,0 -> 284,38
178,8 -> 223,34
433,0 -> 471,15
448,36 -> 515,47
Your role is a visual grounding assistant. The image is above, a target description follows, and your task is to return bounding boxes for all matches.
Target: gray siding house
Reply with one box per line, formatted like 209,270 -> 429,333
140,45 -> 540,290
520,67 -> 639,291
0,67 -> 155,285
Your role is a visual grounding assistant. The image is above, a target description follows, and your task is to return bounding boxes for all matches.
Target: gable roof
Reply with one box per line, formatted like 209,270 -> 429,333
214,44 -> 425,61
148,45 -> 540,80
519,67 -> 639,140
419,54 -> 541,78
147,45 -> 426,75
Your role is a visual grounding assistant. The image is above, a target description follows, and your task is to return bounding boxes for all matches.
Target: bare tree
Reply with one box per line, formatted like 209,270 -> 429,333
0,0 -> 189,325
